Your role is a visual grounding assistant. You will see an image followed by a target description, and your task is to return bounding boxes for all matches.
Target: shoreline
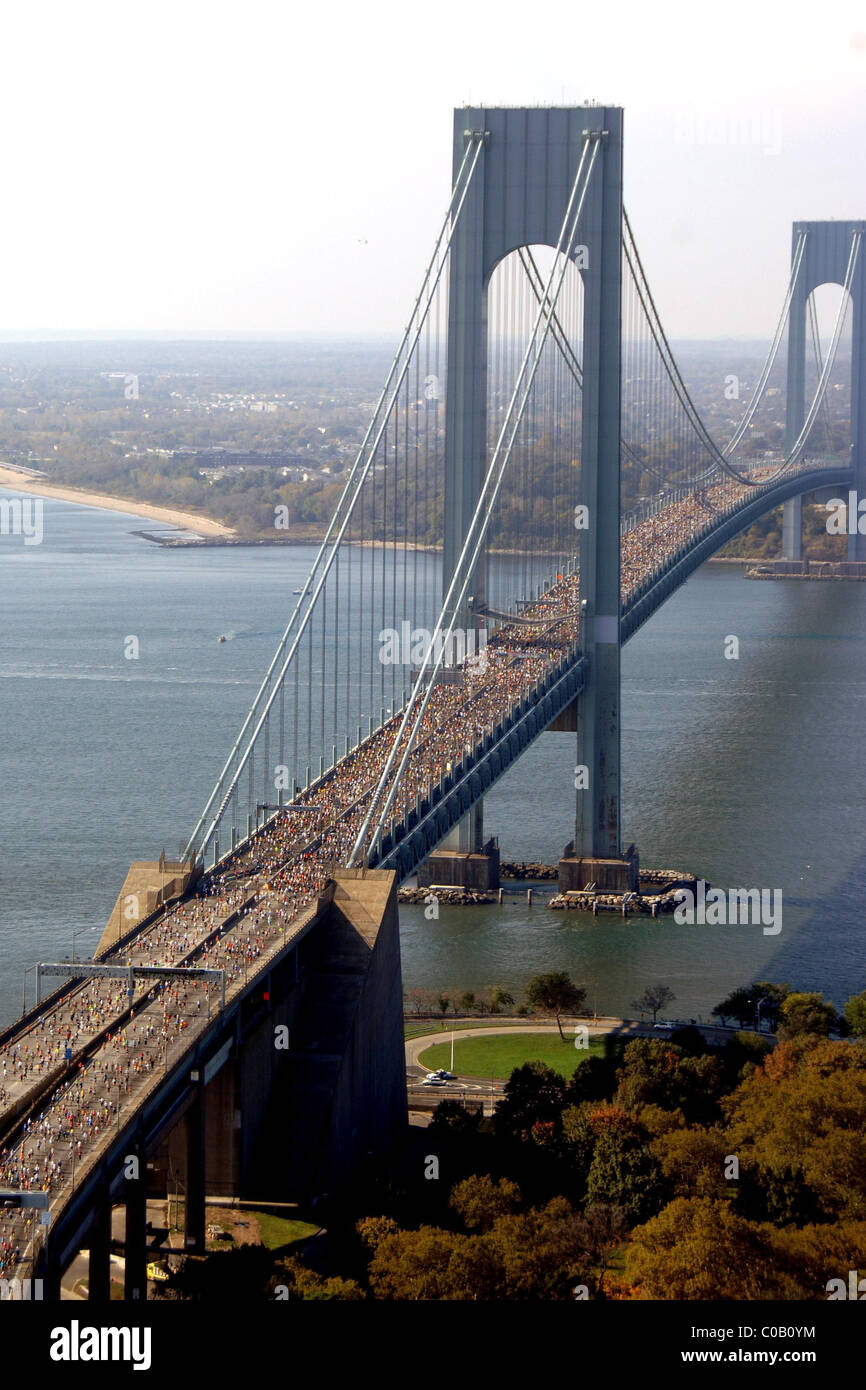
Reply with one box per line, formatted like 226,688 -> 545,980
0,464 -> 235,538
0,465 -> 799,565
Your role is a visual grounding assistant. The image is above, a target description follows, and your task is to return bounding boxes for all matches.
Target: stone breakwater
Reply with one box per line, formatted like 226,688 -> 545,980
553,861 -> 700,917
549,869 -> 701,915
549,888 -> 684,916
398,869 -> 701,913
398,885 -> 498,906
499,861 -> 558,880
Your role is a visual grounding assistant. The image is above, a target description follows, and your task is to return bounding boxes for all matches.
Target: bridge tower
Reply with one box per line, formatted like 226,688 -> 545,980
782,220 -> 866,560
436,105 -> 636,891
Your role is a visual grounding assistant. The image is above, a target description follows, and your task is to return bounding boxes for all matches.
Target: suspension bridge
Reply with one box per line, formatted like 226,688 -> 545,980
1,105 -> 862,1300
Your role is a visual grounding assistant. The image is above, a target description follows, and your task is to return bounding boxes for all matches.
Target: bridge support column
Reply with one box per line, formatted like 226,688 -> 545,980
124,1145 -> 147,1303
560,113 -> 636,891
440,804 -> 484,855
782,495 -> 802,560
419,805 -> 499,889
417,838 -> 500,890
184,1070 -> 206,1253
88,1189 -> 112,1301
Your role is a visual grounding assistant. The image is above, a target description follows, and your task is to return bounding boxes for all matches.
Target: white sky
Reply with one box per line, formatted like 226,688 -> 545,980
0,0 -> 863,339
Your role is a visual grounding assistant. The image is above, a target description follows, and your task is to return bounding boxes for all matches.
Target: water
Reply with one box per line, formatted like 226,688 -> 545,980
1,492 -> 865,1027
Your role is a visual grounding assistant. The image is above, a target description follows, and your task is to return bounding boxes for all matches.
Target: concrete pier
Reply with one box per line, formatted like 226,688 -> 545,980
558,841 -> 640,894
417,837 -> 500,891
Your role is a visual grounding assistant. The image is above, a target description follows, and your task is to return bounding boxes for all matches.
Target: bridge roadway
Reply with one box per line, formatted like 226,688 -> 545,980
0,457 -> 849,1291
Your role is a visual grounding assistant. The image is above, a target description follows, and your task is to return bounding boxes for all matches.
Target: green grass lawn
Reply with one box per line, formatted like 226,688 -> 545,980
251,1211 -> 320,1252
418,1031 -> 609,1080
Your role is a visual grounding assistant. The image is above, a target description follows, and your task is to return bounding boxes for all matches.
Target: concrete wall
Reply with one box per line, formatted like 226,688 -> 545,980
235,870 -> 406,1203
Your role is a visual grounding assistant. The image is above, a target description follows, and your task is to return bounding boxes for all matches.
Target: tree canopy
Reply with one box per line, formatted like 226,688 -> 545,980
526,972 -> 586,1039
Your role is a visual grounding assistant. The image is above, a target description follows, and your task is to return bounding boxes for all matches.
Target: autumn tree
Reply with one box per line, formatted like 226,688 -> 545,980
723,1038 -> 866,1222
631,984 -> 676,1022
490,987 -> 515,1015
623,1198 -> 801,1300
450,1175 -> 522,1231
614,1038 -> 724,1123
844,990 -> 866,1039
772,1220 -> 866,1297
482,1196 -> 597,1299
585,1109 -> 663,1223
356,1215 -> 400,1255
526,972 -> 586,1039
366,1225 -> 500,1300
493,1061 -> 568,1142
428,1099 -> 482,1139
712,987 -> 757,1029
268,1256 -> 365,1301
750,982 -> 790,1031
582,1203 -> 629,1276
650,1125 -> 732,1201
566,1052 -> 618,1104
366,1197 -> 598,1300
777,992 -> 838,1040
718,1029 -> 774,1087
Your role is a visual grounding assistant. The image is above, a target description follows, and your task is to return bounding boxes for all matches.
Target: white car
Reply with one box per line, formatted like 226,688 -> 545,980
421,1076 -> 448,1086
425,1069 -> 456,1081
653,1020 -> 677,1030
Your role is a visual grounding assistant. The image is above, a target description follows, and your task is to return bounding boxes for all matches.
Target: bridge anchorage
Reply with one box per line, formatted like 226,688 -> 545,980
2,106 -> 861,1300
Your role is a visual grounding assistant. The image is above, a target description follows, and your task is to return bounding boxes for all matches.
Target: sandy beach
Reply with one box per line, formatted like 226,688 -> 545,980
0,464 -> 235,538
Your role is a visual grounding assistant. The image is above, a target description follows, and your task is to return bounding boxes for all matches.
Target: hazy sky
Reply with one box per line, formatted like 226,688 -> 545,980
1,0 -> 863,339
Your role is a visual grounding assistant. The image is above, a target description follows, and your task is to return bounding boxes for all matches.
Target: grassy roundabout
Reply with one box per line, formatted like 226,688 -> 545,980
418,1031 -> 610,1080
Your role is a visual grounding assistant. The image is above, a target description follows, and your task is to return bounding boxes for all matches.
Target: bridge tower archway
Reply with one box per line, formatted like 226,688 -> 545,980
783,220 -> 866,559
442,106 -> 628,866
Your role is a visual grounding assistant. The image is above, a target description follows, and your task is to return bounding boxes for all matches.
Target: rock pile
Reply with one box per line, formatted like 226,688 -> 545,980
398,886 -> 496,906
549,882 -> 701,916
500,861 -> 558,880
639,869 -> 698,889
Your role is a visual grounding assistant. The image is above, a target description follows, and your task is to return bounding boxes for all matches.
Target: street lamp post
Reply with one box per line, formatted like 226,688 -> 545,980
71,926 -> 98,962
754,994 -> 770,1032
21,965 -> 37,1017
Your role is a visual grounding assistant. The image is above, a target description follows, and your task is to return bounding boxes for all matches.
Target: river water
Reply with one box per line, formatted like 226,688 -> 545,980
1,492 -> 864,1027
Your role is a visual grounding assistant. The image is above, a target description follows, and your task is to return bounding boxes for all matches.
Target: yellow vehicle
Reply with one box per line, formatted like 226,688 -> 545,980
146,1261 -> 169,1282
